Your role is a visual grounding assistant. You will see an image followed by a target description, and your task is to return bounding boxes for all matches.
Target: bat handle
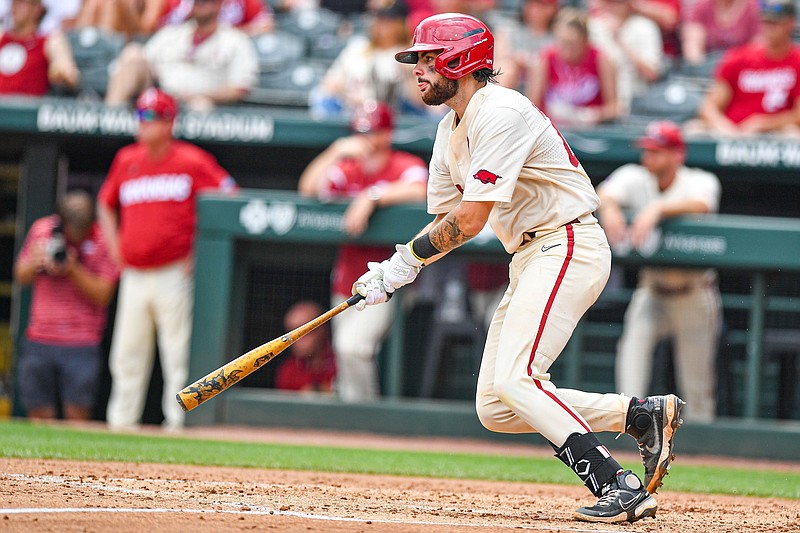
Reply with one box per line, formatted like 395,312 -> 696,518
345,293 -> 365,307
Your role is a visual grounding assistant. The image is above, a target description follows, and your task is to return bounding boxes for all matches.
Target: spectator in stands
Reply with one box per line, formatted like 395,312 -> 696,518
493,0 -> 558,92
587,0 -> 679,59
104,0 -> 258,112
429,0 -> 497,18
324,0 -> 370,16
527,8 -> 619,128
0,0 -> 81,35
161,0 -> 275,36
298,100 -> 427,402
77,0 -> 274,41
74,0 -> 149,41
310,0 -> 433,118
596,120 -> 722,423
0,0 -> 80,96
588,0 -> 664,115
15,190 -> 119,421
630,0 -> 680,60
98,88 -> 238,430
275,300 -> 337,393
681,0 -> 760,66
74,0 -> 197,41
689,0 -> 800,136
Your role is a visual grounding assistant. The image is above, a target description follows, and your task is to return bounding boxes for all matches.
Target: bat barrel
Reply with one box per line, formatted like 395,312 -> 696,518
175,293 -> 365,412
175,391 -> 195,412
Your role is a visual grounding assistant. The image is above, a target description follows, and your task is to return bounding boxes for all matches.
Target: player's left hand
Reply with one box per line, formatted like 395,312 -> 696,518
382,243 -> 423,293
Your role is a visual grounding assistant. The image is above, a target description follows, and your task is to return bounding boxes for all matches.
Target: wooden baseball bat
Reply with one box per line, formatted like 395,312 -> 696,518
176,293 -> 364,412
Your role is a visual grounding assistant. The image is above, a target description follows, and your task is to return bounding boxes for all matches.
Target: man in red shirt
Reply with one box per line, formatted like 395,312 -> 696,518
0,0 -> 80,96
694,0 -> 800,135
275,301 -> 337,393
15,190 -> 119,420
98,88 -> 237,430
298,101 -> 428,402
160,0 -> 274,35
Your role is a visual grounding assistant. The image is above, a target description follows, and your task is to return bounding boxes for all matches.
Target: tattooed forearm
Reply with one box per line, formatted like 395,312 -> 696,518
429,214 -> 473,254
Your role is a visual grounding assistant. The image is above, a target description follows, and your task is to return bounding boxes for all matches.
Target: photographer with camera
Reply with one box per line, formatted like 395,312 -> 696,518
14,190 -> 119,421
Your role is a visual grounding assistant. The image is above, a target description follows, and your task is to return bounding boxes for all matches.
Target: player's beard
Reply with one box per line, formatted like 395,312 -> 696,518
421,77 -> 458,106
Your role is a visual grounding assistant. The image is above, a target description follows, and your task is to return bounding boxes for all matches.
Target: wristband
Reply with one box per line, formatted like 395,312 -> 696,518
366,185 -> 385,203
409,233 -> 440,261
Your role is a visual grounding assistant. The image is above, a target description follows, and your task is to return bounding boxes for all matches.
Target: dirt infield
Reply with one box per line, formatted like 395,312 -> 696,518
2,426 -> 799,532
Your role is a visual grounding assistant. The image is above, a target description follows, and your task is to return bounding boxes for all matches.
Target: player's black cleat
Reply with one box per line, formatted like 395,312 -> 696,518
574,470 -> 657,523
625,394 -> 685,493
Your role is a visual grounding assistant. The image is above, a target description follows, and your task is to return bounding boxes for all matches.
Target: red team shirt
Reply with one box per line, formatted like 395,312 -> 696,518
0,32 -> 49,96
275,343 -> 337,392
716,42 -> 800,124
541,45 -> 605,114
19,216 -> 119,345
98,140 -> 236,268
325,151 -> 428,296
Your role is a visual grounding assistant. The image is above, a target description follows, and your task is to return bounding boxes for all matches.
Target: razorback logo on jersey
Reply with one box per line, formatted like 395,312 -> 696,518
473,169 -> 501,185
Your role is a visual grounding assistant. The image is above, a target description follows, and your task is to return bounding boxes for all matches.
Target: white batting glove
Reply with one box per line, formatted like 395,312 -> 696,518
382,243 -> 423,293
352,262 -> 390,311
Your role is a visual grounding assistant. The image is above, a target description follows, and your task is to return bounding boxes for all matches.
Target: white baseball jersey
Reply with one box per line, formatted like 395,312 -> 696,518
144,21 -> 258,97
427,82 -> 600,253
598,163 -> 720,216
598,163 -> 721,289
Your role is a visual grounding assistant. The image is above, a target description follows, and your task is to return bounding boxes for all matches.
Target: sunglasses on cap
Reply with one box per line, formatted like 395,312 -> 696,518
759,0 -> 796,18
136,108 -> 171,122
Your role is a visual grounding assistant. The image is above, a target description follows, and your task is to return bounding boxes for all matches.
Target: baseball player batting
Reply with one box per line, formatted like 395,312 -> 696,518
353,13 -> 684,524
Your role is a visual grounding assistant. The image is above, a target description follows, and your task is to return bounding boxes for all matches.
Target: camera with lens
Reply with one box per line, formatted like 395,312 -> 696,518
47,221 -> 68,265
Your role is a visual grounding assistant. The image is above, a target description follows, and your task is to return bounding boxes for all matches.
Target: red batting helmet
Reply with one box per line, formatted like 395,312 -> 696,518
136,87 -> 178,121
394,13 -> 494,80
349,100 -> 394,133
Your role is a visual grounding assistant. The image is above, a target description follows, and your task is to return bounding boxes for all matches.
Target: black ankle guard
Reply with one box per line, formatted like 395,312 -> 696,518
552,432 -> 623,496
627,397 -> 652,433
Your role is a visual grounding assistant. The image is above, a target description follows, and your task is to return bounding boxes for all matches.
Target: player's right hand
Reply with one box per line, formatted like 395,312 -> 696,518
352,262 -> 391,311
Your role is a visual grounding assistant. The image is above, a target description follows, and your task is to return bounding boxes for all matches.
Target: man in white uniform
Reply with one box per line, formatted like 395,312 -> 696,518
353,13 -> 684,524
597,121 -> 722,423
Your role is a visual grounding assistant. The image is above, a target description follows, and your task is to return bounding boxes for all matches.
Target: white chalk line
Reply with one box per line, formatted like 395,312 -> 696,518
1,472 -> 634,533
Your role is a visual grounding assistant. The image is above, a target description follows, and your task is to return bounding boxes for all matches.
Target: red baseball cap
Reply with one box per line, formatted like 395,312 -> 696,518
349,100 -> 394,133
136,87 -> 178,121
636,120 -> 685,151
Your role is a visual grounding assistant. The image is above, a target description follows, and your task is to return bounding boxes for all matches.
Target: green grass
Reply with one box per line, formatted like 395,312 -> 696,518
1,419 -> 798,499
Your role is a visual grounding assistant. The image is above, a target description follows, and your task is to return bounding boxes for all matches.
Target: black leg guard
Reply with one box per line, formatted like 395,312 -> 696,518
552,432 -> 623,497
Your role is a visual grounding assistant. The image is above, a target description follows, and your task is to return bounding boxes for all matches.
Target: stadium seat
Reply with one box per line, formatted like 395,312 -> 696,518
277,8 -> 343,45
67,28 -> 125,97
252,30 -> 306,73
245,59 -> 327,107
307,32 -> 349,62
629,78 -> 704,123
677,50 -> 725,87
